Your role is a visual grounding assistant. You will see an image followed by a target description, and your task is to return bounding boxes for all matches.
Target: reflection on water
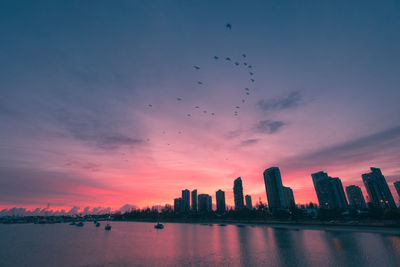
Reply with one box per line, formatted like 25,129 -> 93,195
1,222 -> 400,267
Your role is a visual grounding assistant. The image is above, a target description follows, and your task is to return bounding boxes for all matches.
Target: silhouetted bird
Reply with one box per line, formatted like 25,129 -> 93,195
249,72 -> 254,75
226,23 -> 232,30
195,106 -> 200,109
211,112 -> 215,116
214,56 -> 219,60
162,131 -> 166,134
197,81 -> 203,85
245,88 -> 249,91
234,62 -> 239,66
242,99 -> 245,103
203,110 -> 207,113
243,62 -> 248,66
242,53 -> 246,58
194,66 -> 200,70
250,79 -> 255,82
177,97 -> 182,101
246,92 -> 250,95
187,114 -> 191,117
178,131 -> 182,134
248,65 -> 252,69
146,138 -> 150,142
236,106 -> 240,109
225,57 -> 231,61
148,104 -> 153,107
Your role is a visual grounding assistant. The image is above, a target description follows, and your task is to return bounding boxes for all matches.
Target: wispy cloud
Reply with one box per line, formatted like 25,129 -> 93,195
257,91 -> 303,112
254,120 -> 285,134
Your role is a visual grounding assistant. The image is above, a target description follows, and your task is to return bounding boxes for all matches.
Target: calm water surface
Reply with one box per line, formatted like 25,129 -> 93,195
1,221 -> 400,267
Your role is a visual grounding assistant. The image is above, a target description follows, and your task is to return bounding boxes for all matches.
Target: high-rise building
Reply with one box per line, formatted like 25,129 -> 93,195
346,185 -> 367,210
174,198 -> 183,212
191,189 -> 197,211
233,177 -> 245,210
264,167 -> 287,211
394,181 -> 400,202
198,194 -> 212,213
216,190 -> 226,213
283,186 -> 295,210
362,168 -> 396,209
245,195 -> 252,210
312,171 -> 348,209
182,189 -> 190,212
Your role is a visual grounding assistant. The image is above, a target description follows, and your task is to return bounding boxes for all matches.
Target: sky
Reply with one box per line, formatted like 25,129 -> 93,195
1,0 -> 400,211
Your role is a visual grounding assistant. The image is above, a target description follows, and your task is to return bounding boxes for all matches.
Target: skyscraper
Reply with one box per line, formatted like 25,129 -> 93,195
394,181 -> 400,202
233,177 -> 245,210
346,185 -> 367,210
245,195 -> 252,210
182,189 -> 190,212
312,171 -> 348,209
283,186 -> 296,210
216,189 -> 226,213
198,194 -> 212,213
191,189 -> 197,211
362,168 -> 396,209
264,167 -> 287,211
174,198 -> 183,212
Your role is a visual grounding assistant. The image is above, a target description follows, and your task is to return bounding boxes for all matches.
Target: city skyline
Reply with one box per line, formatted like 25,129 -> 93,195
1,1 -> 400,211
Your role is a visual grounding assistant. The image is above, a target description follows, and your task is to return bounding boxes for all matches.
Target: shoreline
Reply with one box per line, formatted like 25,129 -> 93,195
117,219 -> 400,235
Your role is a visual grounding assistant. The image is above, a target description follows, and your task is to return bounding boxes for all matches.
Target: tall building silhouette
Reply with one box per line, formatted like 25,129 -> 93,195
283,186 -> 295,210
191,189 -> 197,211
233,177 -> 245,210
216,189 -> 226,213
394,181 -> 400,202
182,189 -> 190,212
362,167 -> 396,209
264,167 -> 287,211
198,194 -> 212,213
174,198 -> 183,212
346,185 -> 367,209
311,171 -> 348,209
245,195 -> 252,210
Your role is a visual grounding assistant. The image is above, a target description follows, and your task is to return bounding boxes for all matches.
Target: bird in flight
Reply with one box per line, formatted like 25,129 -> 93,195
203,110 -> 207,113
226,23 -> 232,30
235,106 -> 240,109
197,81 -> 203,85
245,88 -> 249,91
211,112 -> 215,116
195,106 -> 200,109
187,114 -> 191,117
225,57 -> 231,61
242,53 -> 246,58
250,79 -> 255,83
193,66 -> 200,70
234,62 -> 239,66
248,65 -> 252,69
214,56 -> 219,60
177,97 -> 182,101
246,92 -> 250,95
148,104 -> 153,107
243,62 -> 248,66
242,99 -> 245,103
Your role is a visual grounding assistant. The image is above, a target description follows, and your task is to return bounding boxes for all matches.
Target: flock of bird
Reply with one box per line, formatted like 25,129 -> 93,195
146,23 -> 256,146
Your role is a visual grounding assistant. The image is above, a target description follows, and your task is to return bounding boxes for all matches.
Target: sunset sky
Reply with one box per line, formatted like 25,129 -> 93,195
1,0 -> 400,211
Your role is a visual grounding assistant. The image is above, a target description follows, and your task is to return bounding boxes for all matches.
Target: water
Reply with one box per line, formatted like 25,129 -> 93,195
1,222 -> 400,267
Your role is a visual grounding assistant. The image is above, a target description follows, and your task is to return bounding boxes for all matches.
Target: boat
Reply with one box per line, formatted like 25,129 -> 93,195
105,223 -> 111,231
76,222 -> 84,227
96,222 -> 100,227
69,221 -> 76,225
154,223 -> 164,229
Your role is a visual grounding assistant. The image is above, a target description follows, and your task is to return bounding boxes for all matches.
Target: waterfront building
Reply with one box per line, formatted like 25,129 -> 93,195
198,194 -> 212,213
216,190 -> 226,213
283,186 -> 296,210
191,189 -> 197,211
245,195 -> 252,210
233,177 -> 245,210
264,167 -> 287,211
362,168 -> 396,209
346,185 -> 367,210
311,171 -> 348,209
182,189 -> 190,212
174,198 -> 183,212
394,181 -> 400,203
